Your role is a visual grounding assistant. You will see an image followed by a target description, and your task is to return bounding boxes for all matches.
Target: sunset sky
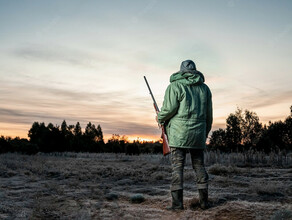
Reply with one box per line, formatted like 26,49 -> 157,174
0,0 -> 291,141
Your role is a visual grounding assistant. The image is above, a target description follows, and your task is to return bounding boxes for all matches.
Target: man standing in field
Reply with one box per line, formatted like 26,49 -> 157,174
157,60 -> 213,210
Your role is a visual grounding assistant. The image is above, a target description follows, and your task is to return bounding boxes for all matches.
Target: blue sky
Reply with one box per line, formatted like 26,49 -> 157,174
0,0 -> 291,140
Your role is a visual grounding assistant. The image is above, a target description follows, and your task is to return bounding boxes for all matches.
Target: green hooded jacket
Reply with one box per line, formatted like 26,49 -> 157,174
157,70 -> 213,149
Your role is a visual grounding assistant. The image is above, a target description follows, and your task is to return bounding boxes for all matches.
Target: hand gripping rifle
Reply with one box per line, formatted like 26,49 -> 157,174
144,76 -> 170,156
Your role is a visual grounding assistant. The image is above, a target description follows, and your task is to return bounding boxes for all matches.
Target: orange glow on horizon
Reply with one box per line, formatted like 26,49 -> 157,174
103,134 -> 161,143
0,128 -> 161,143
0,123 -> 28,139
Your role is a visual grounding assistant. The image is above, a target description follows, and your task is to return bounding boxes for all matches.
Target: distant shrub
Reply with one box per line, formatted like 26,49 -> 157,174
270,209 -> 292,220
130,194 -> 145,203
208,164 -> 240,176
205,150 -> 292,168
251,181 -> 285,197
0,137 -> 39,155
0,136 -> 12,153
11,138 -> 39,155
105,193 -> 119,201
125,142 -> 140,155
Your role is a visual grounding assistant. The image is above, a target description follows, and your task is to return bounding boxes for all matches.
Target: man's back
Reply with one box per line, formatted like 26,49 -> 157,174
171,80 -> 212,122
157,69 -> 212,149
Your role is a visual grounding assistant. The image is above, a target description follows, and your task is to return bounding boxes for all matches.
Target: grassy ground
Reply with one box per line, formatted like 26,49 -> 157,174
0,152 -> 291,219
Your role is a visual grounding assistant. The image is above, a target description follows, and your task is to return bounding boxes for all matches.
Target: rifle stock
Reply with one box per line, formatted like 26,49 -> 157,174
161,126 -> 170,156
144,76 -> 170,156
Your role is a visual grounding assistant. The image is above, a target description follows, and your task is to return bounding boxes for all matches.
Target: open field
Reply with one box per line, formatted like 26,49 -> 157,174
0,152 -> 292,219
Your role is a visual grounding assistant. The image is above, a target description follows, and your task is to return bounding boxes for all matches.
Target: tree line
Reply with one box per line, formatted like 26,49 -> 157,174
0,120 -> 163,155
209,107 -> 292,153
0,106 -> 291,155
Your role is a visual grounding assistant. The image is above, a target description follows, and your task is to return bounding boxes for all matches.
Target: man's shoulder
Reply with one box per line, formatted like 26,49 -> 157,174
168,81 -> 182,89
201,83 -> 211,91
202,83 -> 212,97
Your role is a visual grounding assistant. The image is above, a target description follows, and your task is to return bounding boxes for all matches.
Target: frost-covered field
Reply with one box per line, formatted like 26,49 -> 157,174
0,153 -> 291,219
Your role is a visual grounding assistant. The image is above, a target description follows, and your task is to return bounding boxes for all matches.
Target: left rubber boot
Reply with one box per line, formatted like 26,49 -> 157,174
166,189 -> 184,210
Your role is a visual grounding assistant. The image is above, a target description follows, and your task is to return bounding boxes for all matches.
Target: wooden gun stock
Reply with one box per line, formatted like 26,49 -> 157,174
161,126 -> 170,156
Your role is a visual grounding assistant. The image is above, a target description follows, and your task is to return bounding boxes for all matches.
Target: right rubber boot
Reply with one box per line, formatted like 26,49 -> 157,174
198,188 -> 209,210
166,189 -> 184,210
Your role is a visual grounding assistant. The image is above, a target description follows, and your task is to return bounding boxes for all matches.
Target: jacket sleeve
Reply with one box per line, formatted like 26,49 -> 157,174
206,86 -> 213,136
157,83 -> 180,124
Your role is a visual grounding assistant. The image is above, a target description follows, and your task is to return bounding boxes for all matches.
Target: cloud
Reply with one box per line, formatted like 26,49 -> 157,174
239,89 -> 292,109
12,44 -> 101,68
0,107 -> 66,124
211,76 -> 291,111
11,43 -> 150,71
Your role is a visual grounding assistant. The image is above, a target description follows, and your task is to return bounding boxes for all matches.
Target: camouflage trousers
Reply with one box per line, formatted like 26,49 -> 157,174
170,147 -> 209,191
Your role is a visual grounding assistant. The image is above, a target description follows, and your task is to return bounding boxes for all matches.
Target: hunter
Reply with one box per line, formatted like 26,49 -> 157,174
157,60 -> 213,210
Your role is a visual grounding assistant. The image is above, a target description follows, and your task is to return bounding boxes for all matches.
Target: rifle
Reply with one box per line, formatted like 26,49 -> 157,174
144,76 -> 170,156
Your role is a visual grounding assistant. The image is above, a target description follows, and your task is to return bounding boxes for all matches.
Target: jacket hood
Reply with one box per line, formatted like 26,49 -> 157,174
170,70 -> 205,85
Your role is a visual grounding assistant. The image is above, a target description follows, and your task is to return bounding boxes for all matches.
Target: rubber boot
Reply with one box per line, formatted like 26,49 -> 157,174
198,188 -> 209,210
166,189 -> 184,210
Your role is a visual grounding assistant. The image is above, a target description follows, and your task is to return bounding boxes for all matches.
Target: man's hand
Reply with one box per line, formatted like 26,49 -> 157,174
155,115 -> 162,128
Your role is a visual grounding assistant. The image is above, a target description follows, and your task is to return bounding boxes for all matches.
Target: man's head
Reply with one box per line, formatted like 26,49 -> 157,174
180,60 -> 196,72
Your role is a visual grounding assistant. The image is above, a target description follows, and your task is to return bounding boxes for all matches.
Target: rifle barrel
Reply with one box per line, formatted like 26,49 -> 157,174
144,76 -> 160,112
